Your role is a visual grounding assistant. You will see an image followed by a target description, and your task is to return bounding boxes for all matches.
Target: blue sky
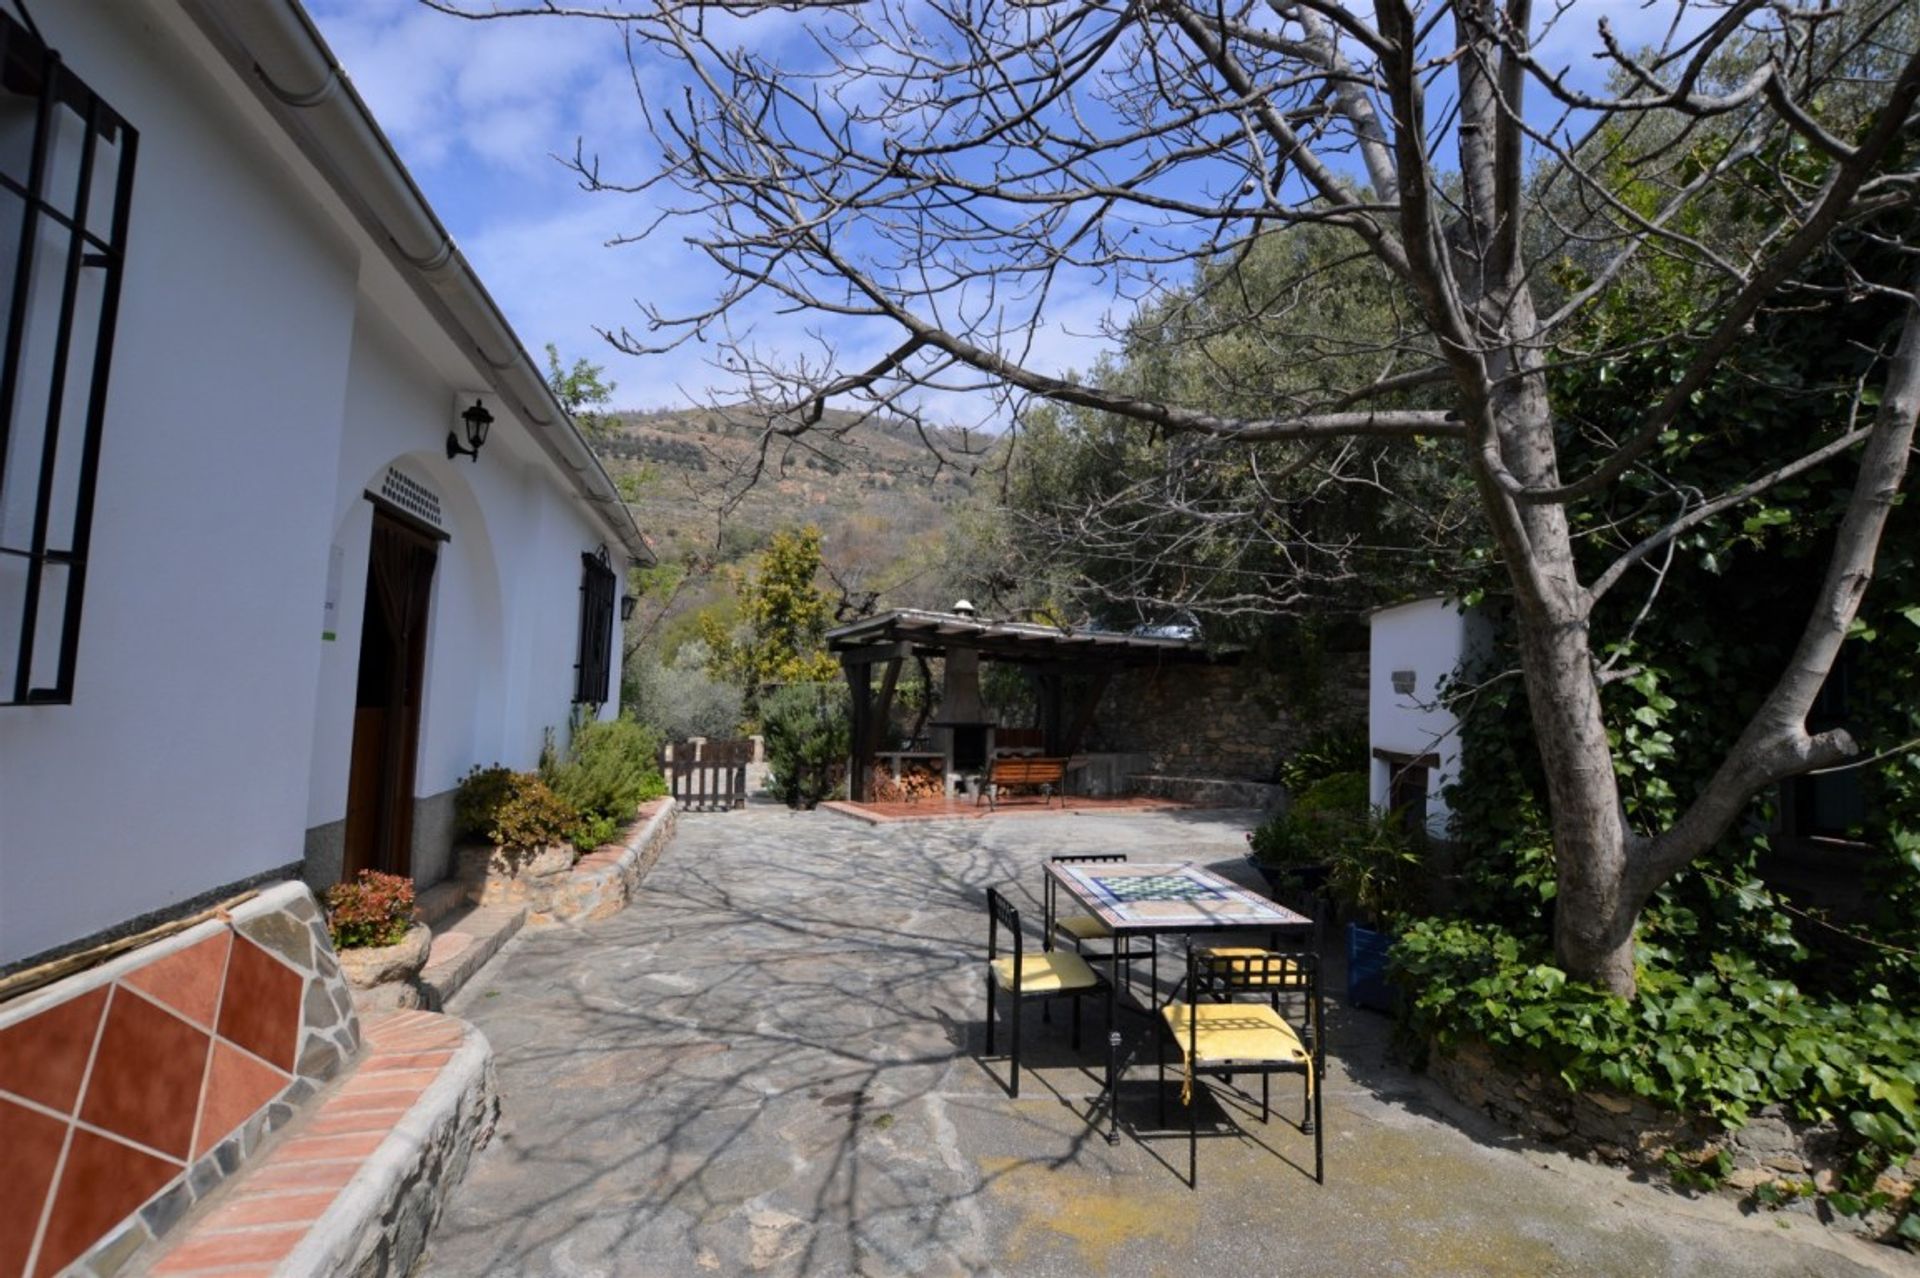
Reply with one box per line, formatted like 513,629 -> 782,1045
304,2 -> 1707,425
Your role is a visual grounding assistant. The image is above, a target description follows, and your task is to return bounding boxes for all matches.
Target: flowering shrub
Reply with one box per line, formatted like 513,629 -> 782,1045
325,870 -> 416,950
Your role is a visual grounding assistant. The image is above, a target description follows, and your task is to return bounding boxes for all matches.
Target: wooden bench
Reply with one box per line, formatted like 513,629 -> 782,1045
983,756 -> 1069,809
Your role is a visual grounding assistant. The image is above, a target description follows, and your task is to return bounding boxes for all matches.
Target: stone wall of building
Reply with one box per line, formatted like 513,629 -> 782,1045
1088,655 -> 1365,784
1430,1039 -> 1917,1241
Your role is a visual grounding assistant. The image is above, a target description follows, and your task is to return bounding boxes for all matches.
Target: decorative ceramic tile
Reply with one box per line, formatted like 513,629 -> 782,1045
79,990 -> 210,1160
217,940 -> 303,1073
0,1097 -> 68,1278
35,1129 -> 177,1278
0,985 -> 108,1114
193,1042 -> 289,1160
121,932 -> 231,1030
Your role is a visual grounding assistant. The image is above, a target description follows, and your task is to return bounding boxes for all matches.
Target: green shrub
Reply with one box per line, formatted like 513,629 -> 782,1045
1394,917 -> 1920,1227
1294,769 -> 1368,816
543,716 -> 668,849
485,771 -> 579,852
1247,811 -> 1321,867
762,683 -> 849,809
325,870 -> 416,950
1275,724 -> 1366,792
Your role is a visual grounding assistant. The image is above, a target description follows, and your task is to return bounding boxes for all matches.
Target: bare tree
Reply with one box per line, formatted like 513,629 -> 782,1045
427,0 -> 1920,996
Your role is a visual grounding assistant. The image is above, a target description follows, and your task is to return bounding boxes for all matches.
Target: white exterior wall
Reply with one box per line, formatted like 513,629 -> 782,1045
1368,598 -> 1483,838
0,0 -> 627,966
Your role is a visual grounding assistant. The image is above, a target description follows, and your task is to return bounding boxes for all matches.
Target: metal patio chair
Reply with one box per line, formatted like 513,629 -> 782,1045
1158,945 -> 1324,1189
1044,853 -> 1156,998
984,886 -> 1104,1098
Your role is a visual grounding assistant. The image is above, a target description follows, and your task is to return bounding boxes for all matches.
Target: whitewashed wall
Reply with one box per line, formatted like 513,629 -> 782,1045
0,0 -> 626,966
1367,598 -> 1485,838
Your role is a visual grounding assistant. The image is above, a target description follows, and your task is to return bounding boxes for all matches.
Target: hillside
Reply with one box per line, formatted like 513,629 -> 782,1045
600,404 -> 990,618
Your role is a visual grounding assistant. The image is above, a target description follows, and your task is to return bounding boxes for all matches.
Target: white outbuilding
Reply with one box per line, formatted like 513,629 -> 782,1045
1366,597 -> 1490,840
0,0 -> 650,968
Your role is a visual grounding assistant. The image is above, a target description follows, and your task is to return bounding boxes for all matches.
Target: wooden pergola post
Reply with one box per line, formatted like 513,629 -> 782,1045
840,641 -> 908,802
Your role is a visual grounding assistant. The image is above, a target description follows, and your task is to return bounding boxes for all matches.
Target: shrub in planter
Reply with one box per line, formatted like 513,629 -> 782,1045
456,764 -> 579,855
454,764 -> 516,840
1246,769 -> 1371,897
543,716 -> 668,851
325,870 -> 417,950
488,772 -> 579,854
762,682 -> 849,809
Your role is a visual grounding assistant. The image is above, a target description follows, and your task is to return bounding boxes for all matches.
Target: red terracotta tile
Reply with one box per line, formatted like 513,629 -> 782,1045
235,1159 -> 357,1196
272,1130 -> 389,1163
192,1041 -> 290,1159
198,1190 -> 338,1231
78,990 -> 210,1160
215,940 -> 304,1074
121,933 -> 231,1029
0,1098 -> 68,1278
0,986 -> 108,1113
146,1224 -> 304,1274
35,1129 -> 179,1278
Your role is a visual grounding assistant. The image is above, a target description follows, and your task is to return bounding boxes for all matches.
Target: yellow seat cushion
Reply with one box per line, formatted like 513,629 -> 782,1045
1162,1001 -> 1310,1066
1054,914 -> 1112,941
1196,946 -> 1304,986
990,949 -> 1101,994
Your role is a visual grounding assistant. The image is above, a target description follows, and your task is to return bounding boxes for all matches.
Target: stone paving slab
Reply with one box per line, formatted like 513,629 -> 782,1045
419,807 -> 1908,1277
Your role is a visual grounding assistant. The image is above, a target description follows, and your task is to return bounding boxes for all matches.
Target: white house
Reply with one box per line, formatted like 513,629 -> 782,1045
0,0 -> 649,969
1367,597 -> 1488,839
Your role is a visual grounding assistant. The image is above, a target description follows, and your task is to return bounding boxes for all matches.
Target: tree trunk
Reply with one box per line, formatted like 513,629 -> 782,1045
1509,599 -> 1640,996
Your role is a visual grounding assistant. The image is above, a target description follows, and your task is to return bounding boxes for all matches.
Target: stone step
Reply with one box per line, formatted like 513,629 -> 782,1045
420,901 -> 528,1010
416,879 -> 470,928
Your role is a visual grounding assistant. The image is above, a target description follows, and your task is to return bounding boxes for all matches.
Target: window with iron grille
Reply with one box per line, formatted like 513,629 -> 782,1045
0,14 -> 138,706
574,545 -> 615,705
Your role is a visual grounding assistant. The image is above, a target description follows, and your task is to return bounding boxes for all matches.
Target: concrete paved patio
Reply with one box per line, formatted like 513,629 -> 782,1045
420,806 -> 1904,1277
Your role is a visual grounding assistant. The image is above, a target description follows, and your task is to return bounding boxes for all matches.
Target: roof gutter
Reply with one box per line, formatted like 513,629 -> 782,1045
175,0 -> 653,566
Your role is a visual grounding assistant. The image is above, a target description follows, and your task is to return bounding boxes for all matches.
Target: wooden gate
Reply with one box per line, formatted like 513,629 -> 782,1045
665,738 -> 753,811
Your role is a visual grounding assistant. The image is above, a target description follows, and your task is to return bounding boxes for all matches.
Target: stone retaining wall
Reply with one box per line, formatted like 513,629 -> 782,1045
1131,774 -> 1286,810
1430,1039 -> 1918,1240
553,798 -> 678,923
1089,658 -> 1365,783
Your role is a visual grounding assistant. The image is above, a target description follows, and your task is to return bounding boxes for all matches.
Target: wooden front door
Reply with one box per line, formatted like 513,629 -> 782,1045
342,510 -> 438,881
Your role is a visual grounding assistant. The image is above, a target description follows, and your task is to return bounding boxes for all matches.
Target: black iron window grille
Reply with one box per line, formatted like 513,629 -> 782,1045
574,544 -> 615,705
0,14 -> 138,706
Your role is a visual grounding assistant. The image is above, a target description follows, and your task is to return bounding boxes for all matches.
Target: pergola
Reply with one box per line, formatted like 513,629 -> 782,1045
824,609 -> 1225,802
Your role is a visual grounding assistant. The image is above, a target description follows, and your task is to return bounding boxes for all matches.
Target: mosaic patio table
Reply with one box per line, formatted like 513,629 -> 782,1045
1044,859 -> 1313,1143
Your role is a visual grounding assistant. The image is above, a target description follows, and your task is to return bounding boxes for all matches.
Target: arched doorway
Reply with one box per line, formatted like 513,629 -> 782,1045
342,507 -> 441,878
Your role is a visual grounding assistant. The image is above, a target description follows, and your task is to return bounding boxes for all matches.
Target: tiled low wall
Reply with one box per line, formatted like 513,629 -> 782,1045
0,883 -> 359,1278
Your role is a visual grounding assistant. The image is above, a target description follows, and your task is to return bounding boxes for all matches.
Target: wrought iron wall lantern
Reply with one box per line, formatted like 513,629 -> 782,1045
447,398 -> 493,462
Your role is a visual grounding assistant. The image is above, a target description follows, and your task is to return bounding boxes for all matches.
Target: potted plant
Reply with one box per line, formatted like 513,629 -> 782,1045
1244,812 -> 1331,900
1244,769 -> 1370,900
1326,812 -> 1424,1012
326,870 -> 430,1011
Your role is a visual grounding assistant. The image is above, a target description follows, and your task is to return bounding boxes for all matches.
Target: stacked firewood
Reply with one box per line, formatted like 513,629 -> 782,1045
869,764 -> 945,803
